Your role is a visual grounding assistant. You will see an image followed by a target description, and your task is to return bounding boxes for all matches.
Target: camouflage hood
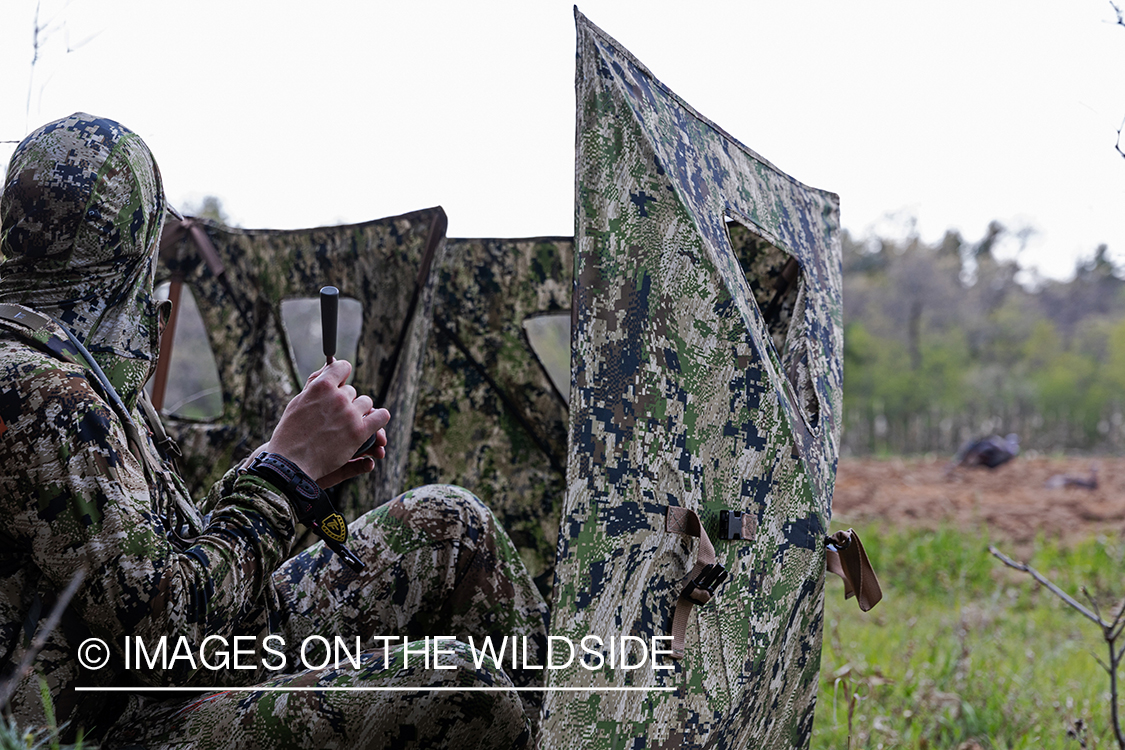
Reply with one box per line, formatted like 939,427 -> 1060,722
0,112 -> 167,408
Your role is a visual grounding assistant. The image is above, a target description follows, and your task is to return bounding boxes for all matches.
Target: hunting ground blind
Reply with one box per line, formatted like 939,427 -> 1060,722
153,10 -> 863,749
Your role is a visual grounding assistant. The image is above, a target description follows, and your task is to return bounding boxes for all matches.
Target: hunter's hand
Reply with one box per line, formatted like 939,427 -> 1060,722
264,360 -> 390,486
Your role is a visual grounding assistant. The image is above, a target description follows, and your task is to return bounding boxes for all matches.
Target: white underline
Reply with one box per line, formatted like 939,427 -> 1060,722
75,686 -> 674,693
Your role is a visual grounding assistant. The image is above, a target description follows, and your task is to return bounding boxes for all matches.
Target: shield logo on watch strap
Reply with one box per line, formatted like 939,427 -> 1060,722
322,513 -> 347,544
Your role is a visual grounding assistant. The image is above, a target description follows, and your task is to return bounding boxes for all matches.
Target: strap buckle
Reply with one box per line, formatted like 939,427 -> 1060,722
684,562 -> 728,605
825,532 -> 852,553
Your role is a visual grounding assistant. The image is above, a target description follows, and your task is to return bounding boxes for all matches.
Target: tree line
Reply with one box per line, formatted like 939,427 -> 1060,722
841,223 -> 1125,456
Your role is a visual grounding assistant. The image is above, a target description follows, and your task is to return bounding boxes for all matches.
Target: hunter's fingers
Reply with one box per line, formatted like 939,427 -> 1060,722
317,456 -> 376,489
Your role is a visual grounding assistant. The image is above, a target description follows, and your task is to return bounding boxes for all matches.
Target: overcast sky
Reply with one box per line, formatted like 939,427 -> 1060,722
2,0 -> 1123,281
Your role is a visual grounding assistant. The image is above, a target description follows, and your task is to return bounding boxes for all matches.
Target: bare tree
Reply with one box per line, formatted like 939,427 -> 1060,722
990,546 -> 1125,749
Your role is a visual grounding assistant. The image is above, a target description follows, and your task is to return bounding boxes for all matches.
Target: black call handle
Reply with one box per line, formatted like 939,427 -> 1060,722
319,286 -> 380,459
320,286 -> 339,363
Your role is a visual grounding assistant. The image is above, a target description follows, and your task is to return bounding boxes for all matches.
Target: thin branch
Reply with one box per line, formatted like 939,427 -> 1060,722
989,546 -> 1107,627
65,26 -> 103,53
1110,597 -> 1125,642
992,545 -> 1125,749
23,0 -> 88,131
1087,587 -> 1106,623
1114,649 -> 1125,749
1113,597 -> 1125,627
0,568 -> 86,709
25,0 -> 43,128
1114,4 -> 1125,160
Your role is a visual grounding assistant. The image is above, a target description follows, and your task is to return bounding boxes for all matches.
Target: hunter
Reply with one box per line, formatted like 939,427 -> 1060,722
0,113 -> 547,748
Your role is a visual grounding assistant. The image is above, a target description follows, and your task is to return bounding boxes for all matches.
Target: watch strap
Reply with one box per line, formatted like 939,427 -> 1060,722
240,452 -> 365,572
244,452 -> 321,523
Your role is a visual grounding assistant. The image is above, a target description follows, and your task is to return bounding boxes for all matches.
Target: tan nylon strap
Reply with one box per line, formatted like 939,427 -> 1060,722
825,528 -> 882,611
665,507 -> 722,659
0,303 -> 53,335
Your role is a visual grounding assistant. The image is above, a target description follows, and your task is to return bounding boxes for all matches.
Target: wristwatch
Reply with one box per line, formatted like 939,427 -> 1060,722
240,452 -> 365,572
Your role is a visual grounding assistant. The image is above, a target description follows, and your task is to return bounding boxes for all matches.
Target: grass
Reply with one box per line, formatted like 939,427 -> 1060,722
0,679 -> 91,750
812,524 -> 1124,749
3,522 -> 1116,749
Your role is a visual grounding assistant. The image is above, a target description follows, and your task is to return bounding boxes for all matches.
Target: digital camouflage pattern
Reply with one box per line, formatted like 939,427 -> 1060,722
0,113 -> 168,409
108,485 -> 548,749
0,314 -> 288,736
159,216 -> 578,600
110,639 -> 530,750
0,113 -> 294,736
0,115 -> 546,748
407,237 -> 573,600
543,12 -> 843,750
158,208 -> 447,521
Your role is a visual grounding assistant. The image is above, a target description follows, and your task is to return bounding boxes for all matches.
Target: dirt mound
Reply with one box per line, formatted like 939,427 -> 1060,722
832,455 -> 1125,541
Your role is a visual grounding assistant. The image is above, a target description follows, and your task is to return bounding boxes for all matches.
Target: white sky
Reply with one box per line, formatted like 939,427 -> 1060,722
2,0 -> 1124,281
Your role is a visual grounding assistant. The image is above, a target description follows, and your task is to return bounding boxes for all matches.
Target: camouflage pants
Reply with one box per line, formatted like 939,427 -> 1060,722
107,485 -> 549,750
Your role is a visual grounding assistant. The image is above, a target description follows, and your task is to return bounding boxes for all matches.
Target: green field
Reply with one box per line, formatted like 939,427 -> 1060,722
812,525 -> 1123,749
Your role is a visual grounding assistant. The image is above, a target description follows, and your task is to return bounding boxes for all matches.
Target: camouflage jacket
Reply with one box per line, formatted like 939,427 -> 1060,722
0,308 -> 296,733
0,113 -> 301,733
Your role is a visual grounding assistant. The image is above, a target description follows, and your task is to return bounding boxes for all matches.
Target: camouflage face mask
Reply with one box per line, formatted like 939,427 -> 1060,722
0,112 -> 167,408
